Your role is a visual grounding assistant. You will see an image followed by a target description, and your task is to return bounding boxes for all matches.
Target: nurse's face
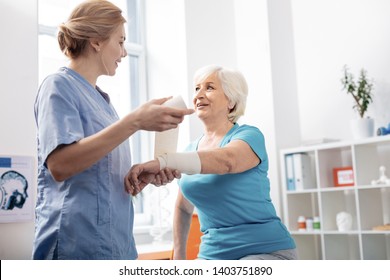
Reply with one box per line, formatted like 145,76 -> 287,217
99,24 -> 127,76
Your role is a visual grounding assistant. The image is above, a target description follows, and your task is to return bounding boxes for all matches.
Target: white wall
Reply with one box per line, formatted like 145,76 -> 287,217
184,0 -> 238,141
292,0 -> 390,141
0,0 -> 38,259
234,0 -> 286,215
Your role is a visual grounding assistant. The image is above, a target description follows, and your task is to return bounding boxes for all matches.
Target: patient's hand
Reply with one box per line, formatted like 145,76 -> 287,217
124,160 -> 181,196
151,168 -> 181,187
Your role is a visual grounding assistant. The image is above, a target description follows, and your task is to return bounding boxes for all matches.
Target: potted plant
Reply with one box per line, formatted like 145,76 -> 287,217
341,65 -> 375,139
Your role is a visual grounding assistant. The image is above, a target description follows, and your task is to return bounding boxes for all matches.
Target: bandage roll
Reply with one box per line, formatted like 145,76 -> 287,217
154,95 -> 188,158
157,152 -> 201,175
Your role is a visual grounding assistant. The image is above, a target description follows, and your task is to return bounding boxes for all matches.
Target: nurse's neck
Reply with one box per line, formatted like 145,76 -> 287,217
69,60 -> 98,88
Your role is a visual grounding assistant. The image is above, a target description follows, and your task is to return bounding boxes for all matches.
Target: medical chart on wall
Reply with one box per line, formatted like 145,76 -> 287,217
0,155 -> 34,223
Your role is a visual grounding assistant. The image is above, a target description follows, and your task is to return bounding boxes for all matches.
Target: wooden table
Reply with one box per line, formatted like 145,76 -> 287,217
137,242 -> 172,260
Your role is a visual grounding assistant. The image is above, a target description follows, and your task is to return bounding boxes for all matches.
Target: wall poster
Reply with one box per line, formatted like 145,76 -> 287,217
0,155 -> 34,223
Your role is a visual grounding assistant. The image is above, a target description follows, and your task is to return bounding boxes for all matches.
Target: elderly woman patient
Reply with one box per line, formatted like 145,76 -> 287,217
125,65 -> 297,260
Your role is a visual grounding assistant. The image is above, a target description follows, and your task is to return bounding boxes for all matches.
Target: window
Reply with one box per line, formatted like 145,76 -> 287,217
38,0 -> 151,225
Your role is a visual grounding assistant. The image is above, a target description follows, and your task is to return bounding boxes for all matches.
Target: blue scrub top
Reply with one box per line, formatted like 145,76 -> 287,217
179,124 -> 296,260
33,67 -> 137,259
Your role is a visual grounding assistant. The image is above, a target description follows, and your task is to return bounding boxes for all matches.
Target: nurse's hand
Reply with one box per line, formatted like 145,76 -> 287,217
131,97 -> 194,132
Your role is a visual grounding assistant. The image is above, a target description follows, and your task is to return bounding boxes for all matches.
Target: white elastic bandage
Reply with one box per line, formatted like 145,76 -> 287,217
157,152 -> 201,175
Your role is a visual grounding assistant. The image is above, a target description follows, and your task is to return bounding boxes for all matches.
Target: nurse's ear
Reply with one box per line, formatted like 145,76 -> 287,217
90,39 -> 101,53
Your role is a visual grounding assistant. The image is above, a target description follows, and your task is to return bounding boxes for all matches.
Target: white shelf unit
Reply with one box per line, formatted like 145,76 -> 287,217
280,135 -> 390,260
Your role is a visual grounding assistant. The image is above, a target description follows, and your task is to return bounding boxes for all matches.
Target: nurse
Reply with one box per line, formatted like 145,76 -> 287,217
33,0 -> 193,260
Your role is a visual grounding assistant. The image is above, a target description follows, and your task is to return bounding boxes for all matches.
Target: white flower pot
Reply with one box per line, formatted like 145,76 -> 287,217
350,118 -> 375,140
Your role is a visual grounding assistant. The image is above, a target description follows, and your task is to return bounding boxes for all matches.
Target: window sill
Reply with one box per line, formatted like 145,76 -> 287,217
134,225 -> 173,245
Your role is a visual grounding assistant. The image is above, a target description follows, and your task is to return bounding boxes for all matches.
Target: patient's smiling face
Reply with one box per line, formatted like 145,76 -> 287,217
193,72 -> 231,122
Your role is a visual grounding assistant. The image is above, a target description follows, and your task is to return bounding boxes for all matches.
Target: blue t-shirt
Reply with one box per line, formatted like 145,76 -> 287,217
179,123 -> 296,260
33,67 -> 137,259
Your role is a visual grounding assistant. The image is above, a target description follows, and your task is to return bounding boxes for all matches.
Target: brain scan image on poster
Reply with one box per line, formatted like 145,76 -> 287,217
0,156 -> 34,223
